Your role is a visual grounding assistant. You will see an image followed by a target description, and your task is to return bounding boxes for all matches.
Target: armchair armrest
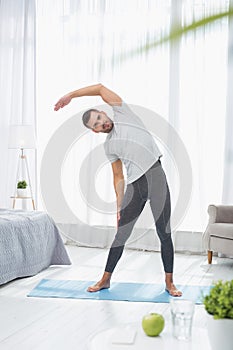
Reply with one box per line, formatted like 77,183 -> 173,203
207,204 -> 233,224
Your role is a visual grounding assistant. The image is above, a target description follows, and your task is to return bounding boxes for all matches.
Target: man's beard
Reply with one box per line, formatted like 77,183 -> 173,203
103,121 -> 113,133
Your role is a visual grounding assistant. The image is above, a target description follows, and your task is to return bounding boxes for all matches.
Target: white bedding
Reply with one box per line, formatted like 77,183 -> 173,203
0,209 -> 71,285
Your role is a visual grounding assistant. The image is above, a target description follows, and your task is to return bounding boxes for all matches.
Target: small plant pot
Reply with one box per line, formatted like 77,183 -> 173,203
17,189 -> 28,197
206,313 -> 233,350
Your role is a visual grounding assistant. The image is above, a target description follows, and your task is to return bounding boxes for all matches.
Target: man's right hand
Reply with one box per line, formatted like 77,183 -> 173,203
54,93 -> 72,111
117,211 -> 121,229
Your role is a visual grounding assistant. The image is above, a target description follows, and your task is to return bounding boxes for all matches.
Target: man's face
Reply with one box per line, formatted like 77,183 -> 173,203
87,110 -> 114,133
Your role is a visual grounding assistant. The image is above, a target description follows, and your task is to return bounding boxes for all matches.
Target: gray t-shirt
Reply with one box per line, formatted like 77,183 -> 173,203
104,102 -> 162,184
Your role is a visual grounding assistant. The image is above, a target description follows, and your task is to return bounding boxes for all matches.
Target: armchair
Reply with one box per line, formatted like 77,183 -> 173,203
203,205 -> 233,263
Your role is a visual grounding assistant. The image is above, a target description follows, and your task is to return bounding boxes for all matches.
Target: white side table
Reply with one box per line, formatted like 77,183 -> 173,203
11,196 -> 36,210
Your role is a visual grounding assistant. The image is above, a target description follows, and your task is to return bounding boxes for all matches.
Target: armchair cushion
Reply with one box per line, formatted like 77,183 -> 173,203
208,223 -> 233,240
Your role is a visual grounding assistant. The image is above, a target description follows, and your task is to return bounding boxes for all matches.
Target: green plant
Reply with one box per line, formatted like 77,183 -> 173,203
203,280 -> 233,319
17,180 -> 27,189
116,8 -> 233,63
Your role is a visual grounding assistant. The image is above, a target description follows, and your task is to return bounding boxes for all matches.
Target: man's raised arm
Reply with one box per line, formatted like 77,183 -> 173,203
54,83 -> 122,111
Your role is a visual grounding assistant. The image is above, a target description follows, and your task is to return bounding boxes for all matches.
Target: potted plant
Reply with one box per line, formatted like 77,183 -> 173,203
17,180 -> 28,197
203,280 -> 233,350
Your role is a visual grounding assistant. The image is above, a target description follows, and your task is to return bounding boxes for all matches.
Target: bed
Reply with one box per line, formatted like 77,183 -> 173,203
0,209 -> 71,285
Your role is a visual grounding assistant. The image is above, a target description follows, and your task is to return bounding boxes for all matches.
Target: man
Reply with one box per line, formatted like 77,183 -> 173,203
54,83 -> 182,297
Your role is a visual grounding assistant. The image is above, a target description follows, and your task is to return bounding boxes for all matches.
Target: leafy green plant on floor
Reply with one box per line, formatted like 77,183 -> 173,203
203,280 -> 233,319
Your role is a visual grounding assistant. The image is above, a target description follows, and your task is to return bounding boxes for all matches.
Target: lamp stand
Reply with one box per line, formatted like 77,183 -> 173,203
12,148 -> 36,210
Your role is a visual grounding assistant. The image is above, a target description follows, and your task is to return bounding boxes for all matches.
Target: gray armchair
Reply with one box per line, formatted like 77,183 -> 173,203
203,205 -> 233,263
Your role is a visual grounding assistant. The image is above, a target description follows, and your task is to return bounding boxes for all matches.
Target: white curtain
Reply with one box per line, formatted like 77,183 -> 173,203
177,0 -> 229,231
1,0 -> 231,249
36,0 -> 230,240
36,0 -> 171,229
222,0 -> 233,204
0,0 -> 37,209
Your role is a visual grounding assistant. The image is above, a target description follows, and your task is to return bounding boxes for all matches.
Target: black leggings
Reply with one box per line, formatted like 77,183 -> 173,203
105,160 -> 174,274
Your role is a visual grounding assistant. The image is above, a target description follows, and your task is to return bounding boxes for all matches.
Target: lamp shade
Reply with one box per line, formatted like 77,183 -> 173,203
8,125 -> 36,149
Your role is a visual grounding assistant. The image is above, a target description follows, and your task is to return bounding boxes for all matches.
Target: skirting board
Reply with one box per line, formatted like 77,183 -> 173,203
57,223 -> 204,254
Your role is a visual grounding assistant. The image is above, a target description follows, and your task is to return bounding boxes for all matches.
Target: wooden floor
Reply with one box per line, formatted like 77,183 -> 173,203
0,245 -> 232,350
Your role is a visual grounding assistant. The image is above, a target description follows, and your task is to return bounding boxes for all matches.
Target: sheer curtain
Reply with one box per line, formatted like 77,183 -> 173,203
1,0 -> 230,250
222,0 -> 233,204
36,0 -> 171,231
178,0 -> 229,231
35,0 -> 230,249
0,0 -> 37,209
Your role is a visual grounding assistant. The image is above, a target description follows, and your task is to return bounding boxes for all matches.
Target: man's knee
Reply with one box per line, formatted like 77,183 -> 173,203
157,231 -> 172,244
111,234 -> 127,248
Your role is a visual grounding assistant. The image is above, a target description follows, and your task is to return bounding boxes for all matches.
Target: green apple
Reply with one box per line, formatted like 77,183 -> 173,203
142,313 -> 165,337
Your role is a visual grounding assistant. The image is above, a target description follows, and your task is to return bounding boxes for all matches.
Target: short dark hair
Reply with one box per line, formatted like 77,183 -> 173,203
82,109 -> 99,129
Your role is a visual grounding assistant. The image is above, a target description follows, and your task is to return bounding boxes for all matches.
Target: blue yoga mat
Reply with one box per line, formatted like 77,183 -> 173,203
27,279 -> 212,304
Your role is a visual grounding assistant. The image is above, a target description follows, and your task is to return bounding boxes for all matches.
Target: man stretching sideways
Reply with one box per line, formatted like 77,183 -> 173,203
54,83 -> 182,297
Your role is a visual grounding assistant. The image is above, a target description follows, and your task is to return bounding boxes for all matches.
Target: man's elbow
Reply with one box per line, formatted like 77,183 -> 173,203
98,83 -> 104,90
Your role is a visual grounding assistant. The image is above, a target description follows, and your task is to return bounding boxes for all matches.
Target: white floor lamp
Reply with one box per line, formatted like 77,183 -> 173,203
8,125 -> 36,210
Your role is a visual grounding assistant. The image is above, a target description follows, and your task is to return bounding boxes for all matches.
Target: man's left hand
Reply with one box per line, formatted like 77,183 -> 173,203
54,93 -> 72,111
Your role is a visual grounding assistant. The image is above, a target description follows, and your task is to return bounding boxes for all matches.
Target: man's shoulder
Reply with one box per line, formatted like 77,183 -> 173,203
104,132 -> 113,144
112,102 -> 137,122
112,102 -> 145,129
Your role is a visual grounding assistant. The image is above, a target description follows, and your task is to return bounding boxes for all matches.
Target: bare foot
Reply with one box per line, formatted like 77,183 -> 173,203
87,280 -> 110,292
165,283 -> 182,297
